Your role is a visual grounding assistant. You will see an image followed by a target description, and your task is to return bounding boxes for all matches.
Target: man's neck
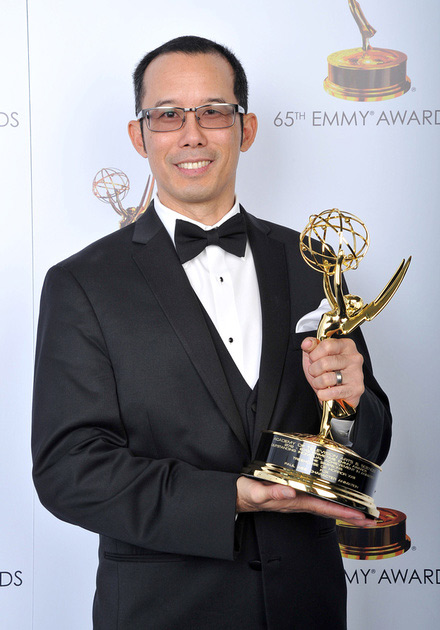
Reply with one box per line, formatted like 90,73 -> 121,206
156,194 -> 236,226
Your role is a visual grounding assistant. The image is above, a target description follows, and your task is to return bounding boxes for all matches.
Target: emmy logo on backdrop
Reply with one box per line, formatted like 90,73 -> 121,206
337,507 -> 411,559
93,167 -> 154,228
324,1 -> 411,101
244,209 -> 411,518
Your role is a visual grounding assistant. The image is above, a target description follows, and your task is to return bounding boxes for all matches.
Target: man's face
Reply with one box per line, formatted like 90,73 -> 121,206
129,52 -> 257,222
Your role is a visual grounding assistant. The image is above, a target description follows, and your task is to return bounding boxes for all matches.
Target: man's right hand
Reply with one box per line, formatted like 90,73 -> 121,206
236,476 -> 374,527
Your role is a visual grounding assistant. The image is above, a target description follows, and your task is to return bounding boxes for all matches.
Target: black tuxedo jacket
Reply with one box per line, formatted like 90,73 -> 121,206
32,205 -> 391,630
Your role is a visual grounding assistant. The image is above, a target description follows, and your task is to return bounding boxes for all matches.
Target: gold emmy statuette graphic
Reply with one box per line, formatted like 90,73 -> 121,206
337,507 -> 411,559
93,167 -> 154,228
243,209 -> 411,518
324,1 -> 411,101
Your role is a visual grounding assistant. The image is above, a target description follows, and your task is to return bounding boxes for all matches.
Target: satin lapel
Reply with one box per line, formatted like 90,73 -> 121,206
132,206 -> 249,453
244,211 -> 291,457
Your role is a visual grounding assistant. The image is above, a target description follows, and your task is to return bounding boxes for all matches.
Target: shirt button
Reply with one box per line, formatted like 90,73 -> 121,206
228,337 -> 233,343
219,276 -> 224,283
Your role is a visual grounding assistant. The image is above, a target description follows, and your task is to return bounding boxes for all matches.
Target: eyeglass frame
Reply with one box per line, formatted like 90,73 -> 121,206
137,103 -> 245,132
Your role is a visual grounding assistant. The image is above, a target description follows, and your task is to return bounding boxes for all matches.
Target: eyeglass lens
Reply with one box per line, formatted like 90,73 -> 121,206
147,104 -> 237,131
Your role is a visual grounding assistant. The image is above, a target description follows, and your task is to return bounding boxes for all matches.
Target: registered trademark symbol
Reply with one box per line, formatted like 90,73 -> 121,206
411,87 -> 416,92
412,546 -> 417,551
371,569 -> 376,574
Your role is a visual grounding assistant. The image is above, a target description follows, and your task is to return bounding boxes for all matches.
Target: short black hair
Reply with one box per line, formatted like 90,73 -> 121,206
133,35 -> 249,116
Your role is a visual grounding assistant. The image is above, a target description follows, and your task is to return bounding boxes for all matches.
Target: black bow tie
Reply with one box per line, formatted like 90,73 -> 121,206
174,213 -> 247,264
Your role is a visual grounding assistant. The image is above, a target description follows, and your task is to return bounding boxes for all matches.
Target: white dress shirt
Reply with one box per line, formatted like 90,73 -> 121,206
154,196 -> 262,388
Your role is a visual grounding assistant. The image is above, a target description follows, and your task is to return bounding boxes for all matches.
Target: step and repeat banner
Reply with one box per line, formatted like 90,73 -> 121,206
1,1 -> 439,628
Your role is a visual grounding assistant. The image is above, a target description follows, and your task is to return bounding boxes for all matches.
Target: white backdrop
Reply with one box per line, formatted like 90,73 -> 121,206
1,1 -> 439,628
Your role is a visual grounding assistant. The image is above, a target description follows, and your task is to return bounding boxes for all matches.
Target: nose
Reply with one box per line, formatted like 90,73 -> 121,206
178,111 -> 207,148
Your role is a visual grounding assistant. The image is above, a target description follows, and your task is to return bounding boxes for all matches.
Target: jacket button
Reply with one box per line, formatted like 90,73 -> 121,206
251,402 -> 257,413
248,560 -> 262,571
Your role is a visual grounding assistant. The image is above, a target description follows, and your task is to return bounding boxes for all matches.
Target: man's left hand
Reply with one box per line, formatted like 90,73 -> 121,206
301,337 -> 364,409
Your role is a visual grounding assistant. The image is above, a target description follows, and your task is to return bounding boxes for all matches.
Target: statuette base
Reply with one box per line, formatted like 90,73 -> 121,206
336,507 -> 411,559
243,431 -> 380,519
324,47 -> 411,102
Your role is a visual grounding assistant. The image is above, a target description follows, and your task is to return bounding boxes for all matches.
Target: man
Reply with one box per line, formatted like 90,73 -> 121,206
32,36 -> 391,629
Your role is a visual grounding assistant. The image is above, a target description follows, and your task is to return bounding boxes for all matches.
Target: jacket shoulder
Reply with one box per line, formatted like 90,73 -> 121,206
55,222 -> 137,272
245,212 -> 302,244
261,219 -> 302,243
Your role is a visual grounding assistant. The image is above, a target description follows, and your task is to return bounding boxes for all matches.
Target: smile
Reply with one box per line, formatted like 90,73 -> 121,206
177,160 -> 212,170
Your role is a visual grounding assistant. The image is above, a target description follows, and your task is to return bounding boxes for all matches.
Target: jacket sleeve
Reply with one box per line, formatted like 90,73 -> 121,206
32,265 -> 239,560
348,326 -> 392,466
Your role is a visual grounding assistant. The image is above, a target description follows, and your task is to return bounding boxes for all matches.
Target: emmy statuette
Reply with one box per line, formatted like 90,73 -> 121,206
243,209 -> 410,518
93,167 -> 154,228
324,1 -> 411,102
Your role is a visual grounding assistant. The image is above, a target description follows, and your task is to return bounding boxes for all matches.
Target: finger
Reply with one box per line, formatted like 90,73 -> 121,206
290,493 -> 371,525
333,510 -> 375,527
335,514 -> 374,527
269,483 -> 297,501
307,356 -> 351,379
306,351 -> 352,377
301,337 -> 319,354
307,337 -> 357,362
316,382 -> 364,408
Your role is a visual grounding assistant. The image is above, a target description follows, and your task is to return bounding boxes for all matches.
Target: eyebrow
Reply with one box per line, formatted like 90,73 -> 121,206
152,97 -> 228,108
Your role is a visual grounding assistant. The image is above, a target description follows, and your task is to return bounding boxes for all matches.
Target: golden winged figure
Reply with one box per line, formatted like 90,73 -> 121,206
300,209 -> 411,439
318,248 -> 411,438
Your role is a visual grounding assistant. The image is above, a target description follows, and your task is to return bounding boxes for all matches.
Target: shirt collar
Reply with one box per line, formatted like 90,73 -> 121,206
153,194 -> 241,246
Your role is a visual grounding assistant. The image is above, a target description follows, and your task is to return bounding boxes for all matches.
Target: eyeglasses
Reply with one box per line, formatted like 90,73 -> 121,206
137,103 -> 245,132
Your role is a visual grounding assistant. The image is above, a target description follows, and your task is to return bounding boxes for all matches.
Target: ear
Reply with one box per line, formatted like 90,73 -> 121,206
240,113 -> 258,152
128,119 -> 148,158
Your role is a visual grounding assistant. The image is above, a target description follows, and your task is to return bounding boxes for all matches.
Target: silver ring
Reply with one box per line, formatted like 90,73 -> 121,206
335,370 -> 343,386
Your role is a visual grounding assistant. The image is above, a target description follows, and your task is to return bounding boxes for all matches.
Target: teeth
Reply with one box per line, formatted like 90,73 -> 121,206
178,161 -> 210,170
